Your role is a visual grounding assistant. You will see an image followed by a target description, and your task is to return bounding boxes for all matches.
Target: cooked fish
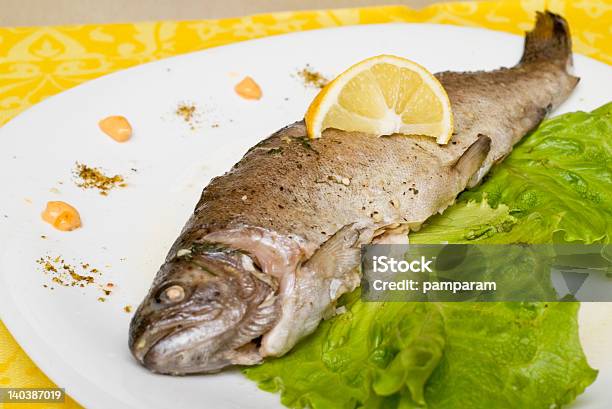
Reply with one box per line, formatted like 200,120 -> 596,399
129,11 -> 578,374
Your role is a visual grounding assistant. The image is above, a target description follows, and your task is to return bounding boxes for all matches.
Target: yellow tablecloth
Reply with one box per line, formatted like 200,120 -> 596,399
0,0 -> 610,407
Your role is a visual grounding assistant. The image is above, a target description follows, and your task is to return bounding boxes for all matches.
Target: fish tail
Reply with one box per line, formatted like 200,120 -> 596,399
520,11 -> 573,69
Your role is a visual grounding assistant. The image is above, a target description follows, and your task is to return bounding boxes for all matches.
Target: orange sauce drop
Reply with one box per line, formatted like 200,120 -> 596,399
235,76 -> 262,100
42,201 -> 82,231
99,116 -> 132,142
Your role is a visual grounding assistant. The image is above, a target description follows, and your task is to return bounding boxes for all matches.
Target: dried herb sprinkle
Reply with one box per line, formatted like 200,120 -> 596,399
297,65 -> 329,89
74,163 -> 126,196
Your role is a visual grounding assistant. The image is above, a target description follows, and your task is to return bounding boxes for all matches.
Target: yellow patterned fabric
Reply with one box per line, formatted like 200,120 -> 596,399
0,0 -> 609,407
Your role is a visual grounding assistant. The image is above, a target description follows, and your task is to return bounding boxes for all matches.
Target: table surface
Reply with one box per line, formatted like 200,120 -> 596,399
0,0 -> 450,27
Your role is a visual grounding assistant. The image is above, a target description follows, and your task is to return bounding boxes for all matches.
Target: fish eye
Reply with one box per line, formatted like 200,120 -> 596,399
156,284 -> 186,304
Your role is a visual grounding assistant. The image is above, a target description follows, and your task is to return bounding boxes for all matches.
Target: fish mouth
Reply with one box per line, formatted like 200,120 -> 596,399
130,323 -> 190,366
130,290 -> 277,374
129,300 -> 224,367
132,321 -> 263,375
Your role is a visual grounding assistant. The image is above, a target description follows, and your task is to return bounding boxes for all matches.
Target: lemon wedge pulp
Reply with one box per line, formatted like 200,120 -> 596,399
305,55 -> 453,144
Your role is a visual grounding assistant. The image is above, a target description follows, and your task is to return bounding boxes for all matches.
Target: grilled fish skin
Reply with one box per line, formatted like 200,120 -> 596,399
129,11 -> 578,374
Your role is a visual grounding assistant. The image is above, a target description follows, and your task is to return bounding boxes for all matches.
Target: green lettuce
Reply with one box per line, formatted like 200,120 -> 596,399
244,103 -> 611,408
245,296 -> 595,409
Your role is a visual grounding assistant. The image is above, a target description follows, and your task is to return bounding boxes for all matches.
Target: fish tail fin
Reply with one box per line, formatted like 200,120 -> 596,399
520,11 -> 573,69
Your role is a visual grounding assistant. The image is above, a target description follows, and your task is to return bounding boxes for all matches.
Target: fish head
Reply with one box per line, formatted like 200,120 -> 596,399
129,246 -> 277,374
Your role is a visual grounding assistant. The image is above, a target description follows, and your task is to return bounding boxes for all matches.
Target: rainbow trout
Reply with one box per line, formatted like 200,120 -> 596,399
129,12 -> 578,374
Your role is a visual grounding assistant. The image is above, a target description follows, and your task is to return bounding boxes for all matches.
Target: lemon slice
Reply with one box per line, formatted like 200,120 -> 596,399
305,55 -> 453,144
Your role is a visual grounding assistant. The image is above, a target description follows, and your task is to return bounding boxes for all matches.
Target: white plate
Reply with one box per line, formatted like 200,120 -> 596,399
0,23 -> 611,409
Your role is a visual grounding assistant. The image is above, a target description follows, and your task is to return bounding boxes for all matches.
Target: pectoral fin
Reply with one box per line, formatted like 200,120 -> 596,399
260,225 -> 362,357
303,223 -> 360,278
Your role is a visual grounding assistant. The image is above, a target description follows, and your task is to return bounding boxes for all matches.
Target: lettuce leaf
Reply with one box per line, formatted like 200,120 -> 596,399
244,103 -> 611,408
456,102 -> 611,245
245,296 -> 595,409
